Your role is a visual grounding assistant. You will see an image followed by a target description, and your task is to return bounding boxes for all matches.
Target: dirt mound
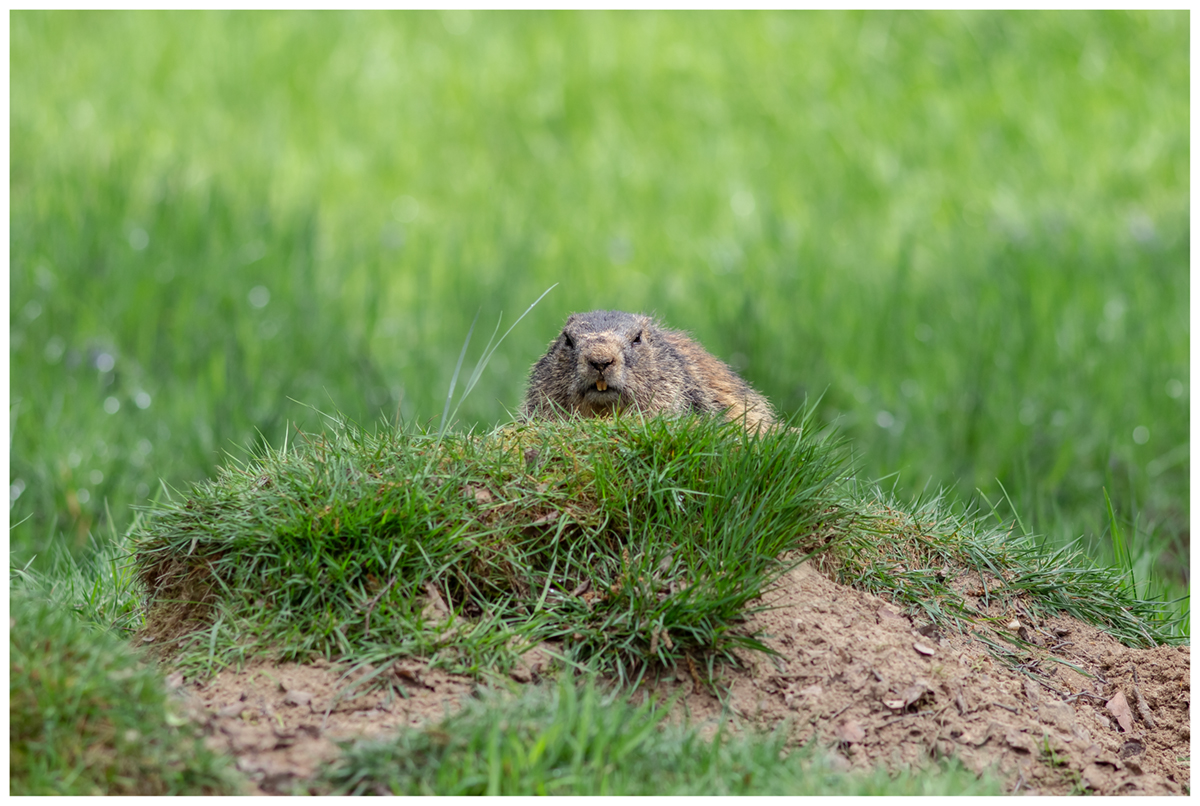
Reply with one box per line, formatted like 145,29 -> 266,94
663,563 -> 1188,795
176,563 -> 1188,795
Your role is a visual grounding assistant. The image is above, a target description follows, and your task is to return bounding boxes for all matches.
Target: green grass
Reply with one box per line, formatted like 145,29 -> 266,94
11,523 -> 147,637
831,484 -> 1185,648
9,586 -> 242,795
310,676 -> 1004,796
131,413 -> 846,680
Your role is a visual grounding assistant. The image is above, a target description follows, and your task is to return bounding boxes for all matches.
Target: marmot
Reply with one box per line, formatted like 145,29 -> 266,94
521,310 -> 776,432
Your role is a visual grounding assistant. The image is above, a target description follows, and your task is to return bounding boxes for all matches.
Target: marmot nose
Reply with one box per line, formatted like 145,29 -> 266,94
588,357 -> 614,373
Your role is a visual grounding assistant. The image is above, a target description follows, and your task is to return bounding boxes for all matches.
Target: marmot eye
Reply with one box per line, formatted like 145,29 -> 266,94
632,331 -> 643,345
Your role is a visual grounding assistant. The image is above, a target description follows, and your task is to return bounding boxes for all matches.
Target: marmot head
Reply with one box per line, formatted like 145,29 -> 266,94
524,309 -> 776,431
551,310 -> 657,417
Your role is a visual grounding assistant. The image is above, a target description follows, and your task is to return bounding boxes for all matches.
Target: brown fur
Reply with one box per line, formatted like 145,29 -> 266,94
521,310 -> 776,431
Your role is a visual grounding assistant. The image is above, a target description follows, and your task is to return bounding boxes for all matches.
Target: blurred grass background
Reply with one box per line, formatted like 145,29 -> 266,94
10,11 -> 1188,609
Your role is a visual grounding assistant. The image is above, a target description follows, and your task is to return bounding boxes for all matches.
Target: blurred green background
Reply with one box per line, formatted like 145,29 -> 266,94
10,11 -> 1188,606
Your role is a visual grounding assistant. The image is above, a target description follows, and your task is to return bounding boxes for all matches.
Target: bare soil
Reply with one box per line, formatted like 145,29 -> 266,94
174,562 -> 1189,795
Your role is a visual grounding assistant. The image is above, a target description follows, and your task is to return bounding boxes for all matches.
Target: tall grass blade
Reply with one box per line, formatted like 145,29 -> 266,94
440,308 -> 481,440
444,283 -> 557,430
1103,486 -> 1136,597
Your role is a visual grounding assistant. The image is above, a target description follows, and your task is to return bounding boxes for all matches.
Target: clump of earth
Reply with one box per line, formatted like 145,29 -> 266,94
173,562 -> 1189,795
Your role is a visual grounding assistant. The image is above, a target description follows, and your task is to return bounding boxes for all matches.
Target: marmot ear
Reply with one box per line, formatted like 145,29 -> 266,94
562,331 -> 575,350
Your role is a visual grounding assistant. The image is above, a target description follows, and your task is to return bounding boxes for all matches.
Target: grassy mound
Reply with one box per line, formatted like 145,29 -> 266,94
133,411 -> 1181,686
133,413 -> 847,680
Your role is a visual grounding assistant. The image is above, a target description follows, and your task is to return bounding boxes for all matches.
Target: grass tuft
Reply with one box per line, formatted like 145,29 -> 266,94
9,586 -> 242,795
829,484 -> 1185,649
309,676 -> 1004,796
10,522 -> 145,636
